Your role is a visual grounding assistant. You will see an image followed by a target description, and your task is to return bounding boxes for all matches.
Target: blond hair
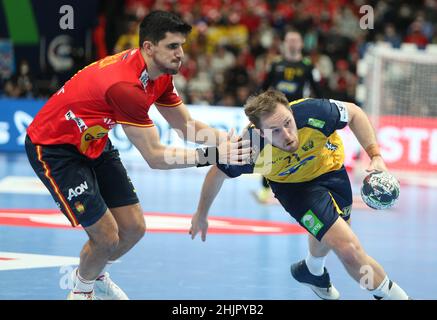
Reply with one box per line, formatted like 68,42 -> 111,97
244,89 -> 289,128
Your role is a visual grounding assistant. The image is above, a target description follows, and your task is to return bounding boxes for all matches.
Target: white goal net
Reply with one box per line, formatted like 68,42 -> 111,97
362,44 -> 437,121
357,44 -> 437,182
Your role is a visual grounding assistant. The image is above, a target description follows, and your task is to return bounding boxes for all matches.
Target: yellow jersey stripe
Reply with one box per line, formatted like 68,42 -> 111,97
116,121 -> 155,128
155,101 -> 183,107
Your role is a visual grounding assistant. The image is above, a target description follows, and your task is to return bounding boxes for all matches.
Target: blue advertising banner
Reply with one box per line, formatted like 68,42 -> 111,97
0,98 -> 45,152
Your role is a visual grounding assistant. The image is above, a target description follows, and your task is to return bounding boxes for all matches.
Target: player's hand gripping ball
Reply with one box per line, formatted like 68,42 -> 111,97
360,171 -> 400,210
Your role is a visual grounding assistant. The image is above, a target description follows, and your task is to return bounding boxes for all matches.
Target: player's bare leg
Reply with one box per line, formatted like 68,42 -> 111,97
322,218 -> 409,299
306,219 -> 351,274
79,210 -> 119,279
108,203 -> 146,261
308,235 -> 330,260
90,203 -> 145,300
68,210 -> 119,300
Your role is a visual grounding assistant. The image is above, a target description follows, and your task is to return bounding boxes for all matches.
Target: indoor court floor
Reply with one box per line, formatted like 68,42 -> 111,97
0,152 -> 435,300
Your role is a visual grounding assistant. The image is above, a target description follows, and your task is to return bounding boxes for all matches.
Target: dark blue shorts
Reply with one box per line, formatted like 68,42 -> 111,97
269,167 -> 352,241
25,135 -> 139,228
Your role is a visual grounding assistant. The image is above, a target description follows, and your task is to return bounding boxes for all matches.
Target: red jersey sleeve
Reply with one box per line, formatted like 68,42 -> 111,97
106,82 -> 154,127
155,76 -> 183,107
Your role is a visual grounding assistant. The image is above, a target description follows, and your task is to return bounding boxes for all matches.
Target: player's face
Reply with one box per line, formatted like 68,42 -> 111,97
284,32 -> 303,54
151,32 -> 185,75
260,104 -> 299,152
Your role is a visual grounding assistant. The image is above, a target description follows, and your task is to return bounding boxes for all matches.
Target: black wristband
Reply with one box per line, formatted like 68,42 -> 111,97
196,147 -> 219,167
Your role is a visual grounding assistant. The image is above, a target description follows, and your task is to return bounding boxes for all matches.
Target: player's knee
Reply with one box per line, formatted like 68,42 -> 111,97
129,222 -> 146,242
120,220 -> 146,243
91,229 -> 120,254
101,233 -> 120,254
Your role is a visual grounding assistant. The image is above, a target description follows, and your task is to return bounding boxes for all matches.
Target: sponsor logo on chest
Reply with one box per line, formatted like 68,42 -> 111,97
65,110 -> 88,133
301,140 -> 314,151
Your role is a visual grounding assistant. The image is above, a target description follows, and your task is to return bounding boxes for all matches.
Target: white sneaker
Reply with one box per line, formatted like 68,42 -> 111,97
67,290 -> 96,300
94,272 -> 129,300
305,282 -> 340,300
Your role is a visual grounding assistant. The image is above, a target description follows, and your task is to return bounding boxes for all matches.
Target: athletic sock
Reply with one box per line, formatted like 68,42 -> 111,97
305,252 -> 326,276
371,275 -> 409,300
73,270 -> 95,293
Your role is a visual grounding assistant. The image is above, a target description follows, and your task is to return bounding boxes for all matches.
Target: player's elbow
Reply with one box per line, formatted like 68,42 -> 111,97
147,157 -> 176,170
145,154 -> 170,170
146,158 -> 165,169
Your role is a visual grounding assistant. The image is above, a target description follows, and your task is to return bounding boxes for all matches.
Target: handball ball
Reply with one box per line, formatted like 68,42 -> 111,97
360,171 -> 400,210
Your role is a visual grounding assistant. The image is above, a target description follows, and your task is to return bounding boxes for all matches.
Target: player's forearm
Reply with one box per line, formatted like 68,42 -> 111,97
140,145 -> 198,169
157,104 -> 227,145
181,119 -> 227,146
347,104 -> 381,159
124,124 -> 208,169
196,166 -> 227,217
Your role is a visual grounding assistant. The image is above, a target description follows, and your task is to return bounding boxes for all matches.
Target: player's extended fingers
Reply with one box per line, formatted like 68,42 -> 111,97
366,167 -> 384,173
229,151 -> 252,164
240,145 -> 252,155
235,139 -> 251,149
190,226 -> 197,240
227,128 -> 237,142
230,148 -> 252,160
201,228 -> 207,242
229,143 -> 251,160
231,149 -> 251,158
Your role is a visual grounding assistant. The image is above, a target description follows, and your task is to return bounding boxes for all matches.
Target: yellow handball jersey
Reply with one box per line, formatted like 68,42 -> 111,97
218,98 -> 349,183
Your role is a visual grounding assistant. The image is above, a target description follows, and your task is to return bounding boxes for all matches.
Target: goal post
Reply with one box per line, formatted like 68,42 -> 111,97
356,43 -> 437,182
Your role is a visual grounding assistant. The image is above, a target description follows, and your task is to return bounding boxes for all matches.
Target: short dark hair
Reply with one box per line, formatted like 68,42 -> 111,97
244,89 -> 290,128
283,28 -> 301,40
139,10 -> 192,46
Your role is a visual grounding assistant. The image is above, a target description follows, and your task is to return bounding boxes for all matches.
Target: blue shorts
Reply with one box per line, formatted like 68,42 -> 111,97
269,167 -> 352,241
25,135 -> 139,228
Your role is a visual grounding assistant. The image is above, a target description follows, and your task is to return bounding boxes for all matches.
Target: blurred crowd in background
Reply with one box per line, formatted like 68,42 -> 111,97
2,0 -> 437,106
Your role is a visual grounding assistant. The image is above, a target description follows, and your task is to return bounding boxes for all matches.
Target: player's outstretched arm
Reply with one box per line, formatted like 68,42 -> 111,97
123,124 -> 251,169
157,103 -> 229,146
190,166 -> 230,242
344,102 -> 388,172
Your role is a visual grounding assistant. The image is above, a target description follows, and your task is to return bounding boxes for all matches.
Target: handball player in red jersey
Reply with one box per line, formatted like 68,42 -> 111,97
25,10 -> 251,300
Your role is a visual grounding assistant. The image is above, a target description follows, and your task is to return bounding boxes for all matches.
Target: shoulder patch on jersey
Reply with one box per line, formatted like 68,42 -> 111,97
329,99 -> 348,122
307,118 -> 325,129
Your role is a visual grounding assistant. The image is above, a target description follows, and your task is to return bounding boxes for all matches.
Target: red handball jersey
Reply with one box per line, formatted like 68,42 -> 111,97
27,48 -> 182,159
